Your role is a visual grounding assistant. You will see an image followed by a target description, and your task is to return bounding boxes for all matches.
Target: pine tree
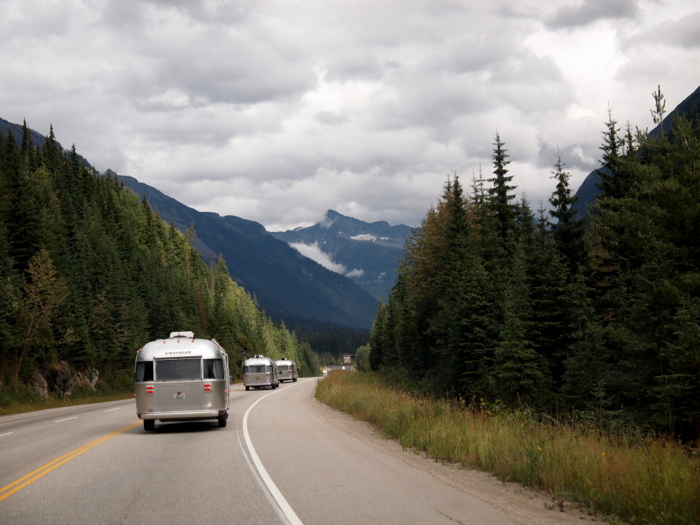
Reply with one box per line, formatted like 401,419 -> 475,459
487,133 -> 516,244
650,85 -> 666,137
447,255 -> 498,401
369,300 -> 387,371
548,149 -> 585,273
596,108 -> 621,198
525,204 -> 572,396
655,300 -> 700,437
493,242 -> 545,406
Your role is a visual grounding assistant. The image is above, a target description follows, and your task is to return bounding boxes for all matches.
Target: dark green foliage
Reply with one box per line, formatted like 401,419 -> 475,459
549,150 -> 585,273
0,123 -> 315,392
488,133 -> 516,244
368,90 -> 700,439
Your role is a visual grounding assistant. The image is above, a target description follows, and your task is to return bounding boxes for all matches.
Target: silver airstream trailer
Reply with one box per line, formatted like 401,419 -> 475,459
275,358 -> 298,383
242,355 -> 279,390
134,332 -> 230,431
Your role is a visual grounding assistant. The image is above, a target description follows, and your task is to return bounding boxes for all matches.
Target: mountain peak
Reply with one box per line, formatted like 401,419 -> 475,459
272,212 -> 412,300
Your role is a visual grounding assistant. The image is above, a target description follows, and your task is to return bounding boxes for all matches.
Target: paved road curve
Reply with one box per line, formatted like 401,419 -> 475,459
0,378 -> 577,524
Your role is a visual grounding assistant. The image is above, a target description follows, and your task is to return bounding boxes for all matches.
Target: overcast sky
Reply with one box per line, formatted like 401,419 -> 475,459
2,0 -> 698,231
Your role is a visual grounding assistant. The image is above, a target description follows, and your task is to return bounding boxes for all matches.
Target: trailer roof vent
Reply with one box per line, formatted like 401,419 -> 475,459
170,331 -> 195,339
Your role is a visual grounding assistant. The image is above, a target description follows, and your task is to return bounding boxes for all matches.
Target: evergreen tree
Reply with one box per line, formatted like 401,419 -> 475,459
493,242 -> 545,406
369,300 -> 387,371
548,149 -> 585,273
447,255 -> 498,401
487,133 -> 516,244
5,130 -> 41,272
524,202 -> 572,397
655,299 -> 700,437
596,108 -> 622,198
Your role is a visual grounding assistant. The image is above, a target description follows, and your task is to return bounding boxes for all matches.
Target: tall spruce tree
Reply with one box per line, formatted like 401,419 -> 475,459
5,130 -> 41,272
548,149 -> 585,274
487,133 -> 516,245
493,241 -> 545,406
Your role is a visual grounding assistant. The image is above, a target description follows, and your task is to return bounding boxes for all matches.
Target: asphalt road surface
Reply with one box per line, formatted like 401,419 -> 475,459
0,378 -> 591,524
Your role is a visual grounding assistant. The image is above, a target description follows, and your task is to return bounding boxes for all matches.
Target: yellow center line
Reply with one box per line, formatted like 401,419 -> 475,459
0,421 -> 141,502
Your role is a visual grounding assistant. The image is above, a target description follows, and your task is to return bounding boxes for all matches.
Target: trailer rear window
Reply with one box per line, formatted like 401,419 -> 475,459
245,365 -> 266,374
278,365 -> 289,372
156,358 -> 201,381
135,361 -> 154,382
204,358 -> 225,379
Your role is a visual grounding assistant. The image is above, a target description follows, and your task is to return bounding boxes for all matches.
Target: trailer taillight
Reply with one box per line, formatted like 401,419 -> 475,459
146,386 -> 154,395
203,383 -> 212,392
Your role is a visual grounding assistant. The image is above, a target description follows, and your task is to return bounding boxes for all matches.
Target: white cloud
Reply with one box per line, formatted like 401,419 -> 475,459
346,268 -> 365,279
288,242 -> 365,279
289,242 -> 346,274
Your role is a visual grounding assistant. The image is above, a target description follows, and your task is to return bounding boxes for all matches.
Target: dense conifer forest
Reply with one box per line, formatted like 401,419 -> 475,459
369,89 -> 700,440
0,122 -> 319,403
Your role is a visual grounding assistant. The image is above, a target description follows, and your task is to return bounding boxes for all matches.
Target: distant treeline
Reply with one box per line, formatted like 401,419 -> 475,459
0,122 -> 319,399
369,88 -> 700,440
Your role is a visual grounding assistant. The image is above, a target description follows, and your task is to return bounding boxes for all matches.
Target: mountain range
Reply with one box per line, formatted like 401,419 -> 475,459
116,176 -> 382,330
271,210 -> 412,301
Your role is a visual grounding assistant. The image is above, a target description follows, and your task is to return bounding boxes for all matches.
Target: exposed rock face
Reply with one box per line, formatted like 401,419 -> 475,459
41,362 -> 73,397
26,363 -> 100,398
28,370 -> 48,397
74,368 -> 99,389
89,368 -> 99,387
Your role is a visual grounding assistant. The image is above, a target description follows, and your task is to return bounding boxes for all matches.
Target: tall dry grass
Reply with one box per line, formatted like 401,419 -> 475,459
315,371 -> 700,525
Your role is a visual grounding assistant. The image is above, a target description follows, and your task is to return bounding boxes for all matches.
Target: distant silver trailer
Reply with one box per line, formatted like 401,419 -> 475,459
242,355 -> 279,390
134,331 -> 230,431
275,358 -> 298,383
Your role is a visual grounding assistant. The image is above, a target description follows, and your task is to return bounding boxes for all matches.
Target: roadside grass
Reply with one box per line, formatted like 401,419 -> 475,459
0,390 -> 134,417
315,371 -> 700,525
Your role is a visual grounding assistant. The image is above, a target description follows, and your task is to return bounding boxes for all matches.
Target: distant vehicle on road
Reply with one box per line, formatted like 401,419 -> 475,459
243,355 -> 279,390
134,331 -> 230,431
276,358 -> 298,383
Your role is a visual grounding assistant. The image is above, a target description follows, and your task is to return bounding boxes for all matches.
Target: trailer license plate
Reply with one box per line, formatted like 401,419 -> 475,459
174,393 -> 185,400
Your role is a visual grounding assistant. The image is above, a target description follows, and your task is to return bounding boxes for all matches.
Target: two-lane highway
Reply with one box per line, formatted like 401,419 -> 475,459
1,388 -> 285,524
1,379 -> 583,524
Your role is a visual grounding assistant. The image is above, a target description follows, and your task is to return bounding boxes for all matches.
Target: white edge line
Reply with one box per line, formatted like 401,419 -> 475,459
0,432 -> 13,437
105,407 -> 121,412
54,416 -> 78,423
243,387 -> 304,525
236,427 -> 290,525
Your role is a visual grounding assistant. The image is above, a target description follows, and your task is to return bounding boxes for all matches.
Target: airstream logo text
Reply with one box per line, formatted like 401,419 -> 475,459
164,350 -> 192,355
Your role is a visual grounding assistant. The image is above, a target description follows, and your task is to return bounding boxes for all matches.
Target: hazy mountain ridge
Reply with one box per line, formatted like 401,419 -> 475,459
116,176 -> 378,330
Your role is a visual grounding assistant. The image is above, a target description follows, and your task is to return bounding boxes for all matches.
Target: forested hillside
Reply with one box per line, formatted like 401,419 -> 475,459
0,122 -> 319,402
369,89 -> 700,440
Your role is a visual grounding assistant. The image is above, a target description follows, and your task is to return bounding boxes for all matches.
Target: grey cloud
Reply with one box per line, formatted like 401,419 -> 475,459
535,138 -> 598,173
103,0 -> 253,29
547,0 -> 639,29
640,11 -> 700,49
